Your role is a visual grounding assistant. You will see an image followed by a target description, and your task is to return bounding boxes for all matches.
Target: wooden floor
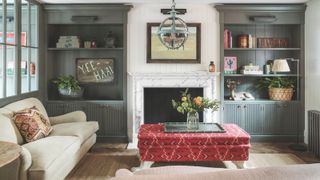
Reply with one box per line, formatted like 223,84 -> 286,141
65,143 -> 320,180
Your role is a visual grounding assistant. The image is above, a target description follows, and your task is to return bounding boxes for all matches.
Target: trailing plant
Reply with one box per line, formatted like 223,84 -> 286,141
171,88 -> 219,114
53,75 -> 81,91
258,77 -> 295,89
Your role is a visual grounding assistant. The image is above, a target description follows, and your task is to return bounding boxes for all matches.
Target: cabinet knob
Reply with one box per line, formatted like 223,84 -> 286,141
243,105 -> 247,108
237,105 -> 241,108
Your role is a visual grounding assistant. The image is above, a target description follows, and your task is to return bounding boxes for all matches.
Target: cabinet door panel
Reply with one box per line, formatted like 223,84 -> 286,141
46,103 -> 65,116
244,104 -> 263,134
223,104 -> 244,127
277,103 -> 298,134
102,103 -> 126,136
262,103 -> 279,134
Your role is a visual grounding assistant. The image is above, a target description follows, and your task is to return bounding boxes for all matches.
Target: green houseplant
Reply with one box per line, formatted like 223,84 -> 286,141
259,77 -> 295,101
53,75 -> 84,99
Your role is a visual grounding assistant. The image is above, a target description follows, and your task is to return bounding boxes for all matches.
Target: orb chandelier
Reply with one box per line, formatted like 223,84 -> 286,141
157,0 -> 189,50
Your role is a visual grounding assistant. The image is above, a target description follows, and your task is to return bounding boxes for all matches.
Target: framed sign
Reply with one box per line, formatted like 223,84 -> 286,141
224,56 -> 237,74
76,58 -> 114,83
147,23 -> 201,64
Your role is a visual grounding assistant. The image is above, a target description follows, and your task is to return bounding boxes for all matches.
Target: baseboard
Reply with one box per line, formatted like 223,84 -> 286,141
250,135 -> 304,142
97,136 -> 128,143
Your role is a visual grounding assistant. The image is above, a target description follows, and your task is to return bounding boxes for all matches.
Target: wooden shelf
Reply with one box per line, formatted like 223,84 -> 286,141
47,47 -> 124,51
224,48 -> 301,51
223,74 -> 299,77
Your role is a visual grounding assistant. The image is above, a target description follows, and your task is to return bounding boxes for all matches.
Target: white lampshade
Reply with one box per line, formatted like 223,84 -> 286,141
272,59 -> 291,72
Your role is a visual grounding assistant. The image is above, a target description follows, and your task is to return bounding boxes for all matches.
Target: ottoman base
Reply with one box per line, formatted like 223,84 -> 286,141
132,160 -> 248,172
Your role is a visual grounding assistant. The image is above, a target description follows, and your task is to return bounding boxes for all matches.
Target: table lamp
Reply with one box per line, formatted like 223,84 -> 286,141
272,59 -> 290,73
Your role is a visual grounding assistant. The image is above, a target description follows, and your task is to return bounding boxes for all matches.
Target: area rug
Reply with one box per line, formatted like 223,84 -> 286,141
224,153 -> 305,169
66,151 -> 305,179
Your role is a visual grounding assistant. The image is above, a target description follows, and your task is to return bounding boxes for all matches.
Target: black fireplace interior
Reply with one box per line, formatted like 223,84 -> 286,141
144,88 -> 204,124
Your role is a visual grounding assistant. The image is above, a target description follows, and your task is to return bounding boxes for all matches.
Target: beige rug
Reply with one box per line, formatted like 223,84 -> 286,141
66,152 -> 306,179
224,153 -> 305,169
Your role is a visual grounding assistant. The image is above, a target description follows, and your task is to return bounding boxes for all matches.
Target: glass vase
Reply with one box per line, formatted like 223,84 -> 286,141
187,111 -> 199,130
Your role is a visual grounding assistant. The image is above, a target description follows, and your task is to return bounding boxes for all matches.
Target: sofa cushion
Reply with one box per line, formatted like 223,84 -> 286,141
3,98 -> 49,120
23,136 -> 80,171
13,107 -> 53,142
0,108 -> 24,144
49,121 -> 99,144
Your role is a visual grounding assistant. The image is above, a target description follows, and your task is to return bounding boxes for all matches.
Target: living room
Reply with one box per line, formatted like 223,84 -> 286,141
0,0 -> 320,179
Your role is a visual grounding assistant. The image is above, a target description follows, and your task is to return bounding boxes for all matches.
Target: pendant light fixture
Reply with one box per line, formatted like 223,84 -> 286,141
157,0 -> 189,50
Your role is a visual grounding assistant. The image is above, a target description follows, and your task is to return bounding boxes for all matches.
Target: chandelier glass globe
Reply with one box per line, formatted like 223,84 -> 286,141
157,0 -> 189,50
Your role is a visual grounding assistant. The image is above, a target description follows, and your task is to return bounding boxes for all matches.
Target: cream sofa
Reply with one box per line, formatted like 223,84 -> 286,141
111,164 -> 320,180
0,97 -> 99,180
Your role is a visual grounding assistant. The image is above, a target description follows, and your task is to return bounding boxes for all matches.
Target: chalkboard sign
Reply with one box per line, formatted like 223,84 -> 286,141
76,58 -> 114,83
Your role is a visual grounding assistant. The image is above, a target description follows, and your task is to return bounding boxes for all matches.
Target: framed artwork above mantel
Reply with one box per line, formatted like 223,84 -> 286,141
146,23 -> 201,64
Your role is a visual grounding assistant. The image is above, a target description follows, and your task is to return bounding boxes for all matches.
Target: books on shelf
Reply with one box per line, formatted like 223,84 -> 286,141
56,36 -> 80,48
257,38 -> 288,48
224,29 -> 232,48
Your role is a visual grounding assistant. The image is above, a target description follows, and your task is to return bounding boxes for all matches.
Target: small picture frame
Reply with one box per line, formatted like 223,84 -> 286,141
224,56 -> 237,74
76,58 -> 114,83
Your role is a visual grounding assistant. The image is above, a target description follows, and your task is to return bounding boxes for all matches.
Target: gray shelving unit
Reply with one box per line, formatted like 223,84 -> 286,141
215,4 -> 306,142
43,4 -> 132,142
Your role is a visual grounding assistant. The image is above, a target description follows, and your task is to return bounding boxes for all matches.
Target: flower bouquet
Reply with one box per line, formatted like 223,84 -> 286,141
171,88 -> 219,129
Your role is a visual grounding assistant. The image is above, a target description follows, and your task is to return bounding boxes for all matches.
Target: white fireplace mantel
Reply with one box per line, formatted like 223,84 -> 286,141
127,71 -> 220,148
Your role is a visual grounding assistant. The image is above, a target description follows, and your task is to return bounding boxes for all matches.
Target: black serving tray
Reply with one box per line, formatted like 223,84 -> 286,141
164,122 -> 226,133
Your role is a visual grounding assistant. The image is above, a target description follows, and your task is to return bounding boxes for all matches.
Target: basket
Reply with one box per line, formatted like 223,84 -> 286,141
268,88 -> 293,101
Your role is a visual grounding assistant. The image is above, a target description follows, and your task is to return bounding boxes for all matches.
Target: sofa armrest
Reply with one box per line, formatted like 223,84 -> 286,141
49,111 -> 87,125
19,147 -> 32,180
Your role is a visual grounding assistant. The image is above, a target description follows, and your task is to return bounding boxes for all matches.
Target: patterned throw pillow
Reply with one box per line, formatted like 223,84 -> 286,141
12,107 -> 53,143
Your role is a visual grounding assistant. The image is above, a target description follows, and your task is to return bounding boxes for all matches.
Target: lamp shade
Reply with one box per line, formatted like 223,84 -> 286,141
272,59 -> 291,72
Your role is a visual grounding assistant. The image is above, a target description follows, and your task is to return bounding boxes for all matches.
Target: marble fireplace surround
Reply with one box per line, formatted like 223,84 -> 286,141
128,71 -> 220,148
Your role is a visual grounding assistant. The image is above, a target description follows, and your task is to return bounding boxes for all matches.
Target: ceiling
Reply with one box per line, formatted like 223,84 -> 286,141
38,0 -> 308,4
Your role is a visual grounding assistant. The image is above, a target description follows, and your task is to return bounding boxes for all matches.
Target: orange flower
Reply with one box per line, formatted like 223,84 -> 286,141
193,96 -> 203,107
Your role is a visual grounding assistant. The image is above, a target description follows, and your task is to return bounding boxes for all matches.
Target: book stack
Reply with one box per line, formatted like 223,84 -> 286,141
257,38 -> 288,48
240,64 -> 263,74
56,36 -> 80,48
224,29 -> 232,48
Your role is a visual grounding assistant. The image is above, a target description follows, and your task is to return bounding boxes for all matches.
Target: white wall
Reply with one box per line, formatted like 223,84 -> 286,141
126,4 -> 220,141
305,0 -> 320,143
127,4 -> 220,73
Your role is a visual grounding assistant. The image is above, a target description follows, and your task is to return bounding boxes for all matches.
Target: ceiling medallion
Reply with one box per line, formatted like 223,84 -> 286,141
157,0 -> 189,50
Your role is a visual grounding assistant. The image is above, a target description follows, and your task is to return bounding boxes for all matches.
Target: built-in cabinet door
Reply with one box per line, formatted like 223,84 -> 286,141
276,102 -> 299,135
262,103 -> 279,134
223,103 -> 244,127
244,104 -> 263,135
101,103 -> 126,137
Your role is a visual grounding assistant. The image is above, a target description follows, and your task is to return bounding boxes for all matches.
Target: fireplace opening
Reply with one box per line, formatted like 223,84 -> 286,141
144,88 -> 204,124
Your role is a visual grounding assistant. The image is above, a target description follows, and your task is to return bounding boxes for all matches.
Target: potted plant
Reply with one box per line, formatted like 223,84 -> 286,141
259,77 -> 295,101
172,89 -> 219,130
53,75 -> 84,99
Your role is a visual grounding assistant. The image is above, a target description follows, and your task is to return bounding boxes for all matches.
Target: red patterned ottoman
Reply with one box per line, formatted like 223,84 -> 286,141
137,123 -> 250,169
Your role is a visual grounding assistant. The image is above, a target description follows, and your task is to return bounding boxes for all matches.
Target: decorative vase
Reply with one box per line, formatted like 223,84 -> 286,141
187,111 -> 199,130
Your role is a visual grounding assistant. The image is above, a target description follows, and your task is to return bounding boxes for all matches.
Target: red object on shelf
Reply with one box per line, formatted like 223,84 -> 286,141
138,123 -> 250,162
224,29 -> 229,48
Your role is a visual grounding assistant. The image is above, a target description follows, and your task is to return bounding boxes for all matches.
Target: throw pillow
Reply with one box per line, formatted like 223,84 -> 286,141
12,106 -> 53,143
